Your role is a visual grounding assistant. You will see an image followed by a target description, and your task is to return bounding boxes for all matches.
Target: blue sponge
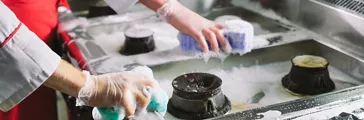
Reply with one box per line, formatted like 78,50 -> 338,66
178,19 -> 254,54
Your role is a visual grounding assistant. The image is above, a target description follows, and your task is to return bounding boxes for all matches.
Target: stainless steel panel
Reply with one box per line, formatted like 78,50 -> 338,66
262,0 -> 364,58
298,0 -> 364,40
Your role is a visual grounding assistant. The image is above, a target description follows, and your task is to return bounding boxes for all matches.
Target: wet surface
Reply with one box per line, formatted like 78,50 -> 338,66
153,40 -> 364,119
63,2 -> 364,119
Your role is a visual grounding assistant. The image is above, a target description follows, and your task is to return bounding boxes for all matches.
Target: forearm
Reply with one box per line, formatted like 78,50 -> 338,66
44,60 -> 85,97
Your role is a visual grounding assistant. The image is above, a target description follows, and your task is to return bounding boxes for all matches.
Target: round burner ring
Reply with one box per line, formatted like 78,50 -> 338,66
168,73 -> 231,119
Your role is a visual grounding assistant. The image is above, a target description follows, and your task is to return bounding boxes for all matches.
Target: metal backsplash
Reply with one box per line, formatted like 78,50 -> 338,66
263,0 -> 364,59
318,0 -> 364,16
297,0 -> 364,48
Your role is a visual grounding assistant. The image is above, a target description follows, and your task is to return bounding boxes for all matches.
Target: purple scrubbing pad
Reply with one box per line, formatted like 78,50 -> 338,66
178,19 -> 254,54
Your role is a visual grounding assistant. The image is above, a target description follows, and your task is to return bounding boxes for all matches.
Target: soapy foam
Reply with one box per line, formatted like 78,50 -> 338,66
134,24 -> 309,66
256,110 -> 283,120
231,0 -> 288,23
84,1 -> 356,119
158,61 -> 361,119
88,11 -> 156,26
92,22 -> 179,56
88,11 -> 357,120
88,9 -> 285,67
87,0 -> 307,68
90,20 -> 180,71
214,15 -> 272,35
125,27 -> 154,38
214,15 -> 242,23
90,13 -> 178,57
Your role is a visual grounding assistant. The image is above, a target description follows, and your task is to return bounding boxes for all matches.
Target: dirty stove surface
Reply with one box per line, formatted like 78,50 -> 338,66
65,7 -> 364,120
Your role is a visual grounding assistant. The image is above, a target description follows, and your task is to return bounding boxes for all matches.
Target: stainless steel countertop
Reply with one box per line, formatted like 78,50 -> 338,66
62,0 -> 364,119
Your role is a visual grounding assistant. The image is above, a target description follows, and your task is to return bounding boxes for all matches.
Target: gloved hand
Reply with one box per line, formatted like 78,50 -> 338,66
92,87 -> 169,120
76,71 -> 158,116
90,65 -> 169,120
157,0 -> 230,53
129,66 -> 169,116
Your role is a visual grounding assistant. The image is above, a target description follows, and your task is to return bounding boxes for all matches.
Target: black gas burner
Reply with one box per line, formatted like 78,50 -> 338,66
167,73 -> 231,119
282,55 -> 335,95
119,28 -> 155,55
330,112 -> 360,120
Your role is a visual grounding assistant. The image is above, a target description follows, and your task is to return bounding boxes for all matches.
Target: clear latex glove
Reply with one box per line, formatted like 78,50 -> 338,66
76,71 -> 158,116
157,0 -> 230,53
91,65 -> 169,120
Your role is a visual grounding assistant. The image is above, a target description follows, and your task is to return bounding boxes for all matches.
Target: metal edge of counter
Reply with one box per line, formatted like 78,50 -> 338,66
212,84 -> 364,120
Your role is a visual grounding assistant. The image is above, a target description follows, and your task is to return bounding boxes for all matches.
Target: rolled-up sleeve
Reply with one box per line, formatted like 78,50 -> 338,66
0,2 -> 61,111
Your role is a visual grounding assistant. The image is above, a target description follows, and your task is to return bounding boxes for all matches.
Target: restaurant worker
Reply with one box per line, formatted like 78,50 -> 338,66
0,0 -> 228,119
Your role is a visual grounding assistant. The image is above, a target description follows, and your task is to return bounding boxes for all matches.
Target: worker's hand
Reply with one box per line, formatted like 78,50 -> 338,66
157,0 -> 229,53
77,71 -> 158,117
